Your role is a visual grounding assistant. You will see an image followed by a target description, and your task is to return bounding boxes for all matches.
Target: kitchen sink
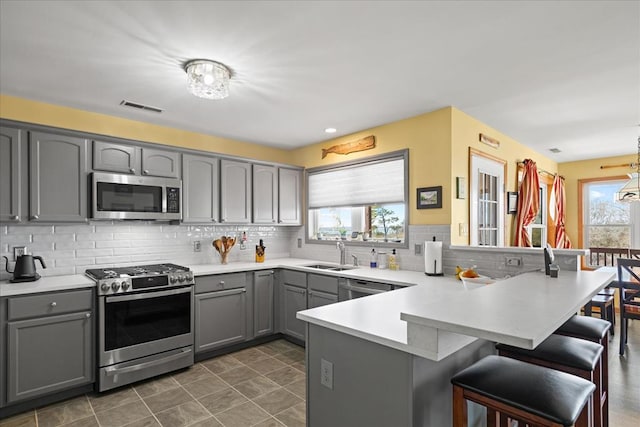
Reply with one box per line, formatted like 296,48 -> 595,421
304,264 -> 356,271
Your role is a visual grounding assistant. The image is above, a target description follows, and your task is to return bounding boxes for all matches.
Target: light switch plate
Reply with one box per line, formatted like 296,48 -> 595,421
414,244 -> 422,256
193,241 -> 201,252
13,246 -> 26,260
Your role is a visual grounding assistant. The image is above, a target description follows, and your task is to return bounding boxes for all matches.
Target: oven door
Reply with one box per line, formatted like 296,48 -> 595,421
99,286 -> 193,366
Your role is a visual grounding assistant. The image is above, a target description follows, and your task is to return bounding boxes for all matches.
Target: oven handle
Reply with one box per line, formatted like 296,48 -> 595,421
339,283 -> 388,295
103,348 -> 192,376
105,286 -> 192,303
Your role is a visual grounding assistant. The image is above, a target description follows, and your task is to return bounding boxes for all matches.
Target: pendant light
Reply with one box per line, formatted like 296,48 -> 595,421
615,136 -> 640,202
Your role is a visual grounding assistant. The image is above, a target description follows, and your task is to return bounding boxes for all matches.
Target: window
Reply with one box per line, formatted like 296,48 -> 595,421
306,150 -> 408,246
581,178 -> 637,251
525,185 -> 547,247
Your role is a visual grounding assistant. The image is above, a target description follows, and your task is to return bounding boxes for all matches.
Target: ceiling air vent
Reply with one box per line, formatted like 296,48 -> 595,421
549,148 -> 562,153
120,100 -> 163,113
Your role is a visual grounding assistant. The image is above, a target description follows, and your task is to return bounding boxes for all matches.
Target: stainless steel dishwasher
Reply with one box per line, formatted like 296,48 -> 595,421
338,278 -> 393,301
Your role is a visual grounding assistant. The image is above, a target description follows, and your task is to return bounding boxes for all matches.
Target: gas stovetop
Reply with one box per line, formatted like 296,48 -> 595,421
86,263 -> 194,295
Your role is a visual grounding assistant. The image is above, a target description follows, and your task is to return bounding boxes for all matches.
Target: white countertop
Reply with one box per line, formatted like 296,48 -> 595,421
297,269 -> 616,361
0,274 -> 96,297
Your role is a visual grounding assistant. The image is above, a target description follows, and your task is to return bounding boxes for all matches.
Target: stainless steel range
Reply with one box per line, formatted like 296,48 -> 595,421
86,263 -> 195,392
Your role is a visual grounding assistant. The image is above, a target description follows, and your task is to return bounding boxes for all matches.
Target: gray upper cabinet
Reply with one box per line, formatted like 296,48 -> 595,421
6,290 -> 94,404
220,159 -> 252,223
93,141 -> 138,174
278,168 -> 302,225
141,148 -> 180,178
0,127 -> 24,222
253,164 -> 278,224
254,270 -> 275,337
93,141 -> 180,178
182,154 -> 219,223
30,132 -> 88,222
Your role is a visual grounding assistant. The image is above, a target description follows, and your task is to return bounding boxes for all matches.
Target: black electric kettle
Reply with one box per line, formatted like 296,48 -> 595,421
2,254 -> 47,283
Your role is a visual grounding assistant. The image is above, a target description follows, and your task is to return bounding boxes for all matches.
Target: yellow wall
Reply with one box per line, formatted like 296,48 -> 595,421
290,107 -> 453,225
450,109 -> 558,245
0,95 -> 292,164
559,154 -> 637,246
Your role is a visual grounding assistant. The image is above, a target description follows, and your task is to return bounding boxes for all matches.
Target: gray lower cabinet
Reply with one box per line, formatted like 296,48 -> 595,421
30,131 -> 88,222
308,290 -> 337,308
282,284 -> 307,341
93,141 -> 180,178
253,164 -> 278,224
278,168 -> 302,225
220,159 -> 252,223
195,273 -> 249,352
254,270 -> 275,337
0,126 -> 24,222
5,290 -> 94,404
182,154 -> 219,223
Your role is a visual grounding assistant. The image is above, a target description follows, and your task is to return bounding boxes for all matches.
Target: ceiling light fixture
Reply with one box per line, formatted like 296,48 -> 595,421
615,136 -> 640,202
325,128 -> 337,134
184,59 -> 230,100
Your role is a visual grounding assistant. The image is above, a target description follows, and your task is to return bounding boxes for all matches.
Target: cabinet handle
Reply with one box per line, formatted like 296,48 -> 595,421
32,215 -> 39,220
130,168 -> 136,174
50,302 -> 57,307
85,312 -> 91,318
143,169 -> 149,175
219,281 -> 225,286
12,215 -> 19,221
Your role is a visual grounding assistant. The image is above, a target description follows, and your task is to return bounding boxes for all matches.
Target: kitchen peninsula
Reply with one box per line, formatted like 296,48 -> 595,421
297,269 -> 616,427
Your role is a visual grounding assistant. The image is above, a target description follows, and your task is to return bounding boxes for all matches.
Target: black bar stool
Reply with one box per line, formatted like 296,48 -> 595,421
497,334 -> 603,427
556,315 -> 611,427
452,355 -> 594,427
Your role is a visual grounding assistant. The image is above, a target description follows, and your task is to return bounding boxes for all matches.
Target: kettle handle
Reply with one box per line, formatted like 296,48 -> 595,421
33,256 -> 47,269
2,256 -> 14,274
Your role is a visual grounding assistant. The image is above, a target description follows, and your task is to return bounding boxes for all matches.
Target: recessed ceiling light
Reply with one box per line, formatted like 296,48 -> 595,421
325,128 -> 337,134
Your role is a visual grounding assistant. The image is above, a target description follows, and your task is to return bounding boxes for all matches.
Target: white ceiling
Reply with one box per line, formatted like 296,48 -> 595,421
0,1 -> 638,162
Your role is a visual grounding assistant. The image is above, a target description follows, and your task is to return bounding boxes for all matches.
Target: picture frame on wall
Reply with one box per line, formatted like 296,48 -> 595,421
417,186 -> 442,209
456,177 -> 466,199
507,191 -> 518,214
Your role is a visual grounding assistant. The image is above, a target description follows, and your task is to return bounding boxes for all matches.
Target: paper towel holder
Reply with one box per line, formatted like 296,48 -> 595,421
424,236 -> 444,276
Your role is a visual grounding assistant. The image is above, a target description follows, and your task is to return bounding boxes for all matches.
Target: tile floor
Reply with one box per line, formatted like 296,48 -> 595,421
2,319 -> 640,427
0,339 -> 305,427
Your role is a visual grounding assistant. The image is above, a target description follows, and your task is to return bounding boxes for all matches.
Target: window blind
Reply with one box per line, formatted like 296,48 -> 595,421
308,157 -> 405,208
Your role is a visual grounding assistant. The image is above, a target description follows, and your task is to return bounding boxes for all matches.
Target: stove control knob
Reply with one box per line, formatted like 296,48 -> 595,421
178,275 -> 185,282
111,282 -> 121,291
186,273 -> 194,282
121,281 -> 130,290
170,276 -> 178,284
100,283 -> 110,292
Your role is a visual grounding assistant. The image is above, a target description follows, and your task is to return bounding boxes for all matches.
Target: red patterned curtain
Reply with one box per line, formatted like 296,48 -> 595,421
552,174 -> 572,248
514,159 -> 540,247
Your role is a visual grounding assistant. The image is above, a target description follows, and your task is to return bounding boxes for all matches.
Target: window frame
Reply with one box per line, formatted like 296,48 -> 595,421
305,149 -> 409,248
578,175 -> 637,268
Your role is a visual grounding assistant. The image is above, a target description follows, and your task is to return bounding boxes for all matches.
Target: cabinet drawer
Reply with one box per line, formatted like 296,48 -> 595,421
196,272 -> 247,294
308,274 -> 338,294
281,270 -> 306,288
8,289 -> 93,321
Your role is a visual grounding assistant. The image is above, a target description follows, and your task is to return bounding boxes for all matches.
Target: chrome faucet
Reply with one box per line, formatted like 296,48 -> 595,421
352,254 -> 359,267
337,241 -> 346,265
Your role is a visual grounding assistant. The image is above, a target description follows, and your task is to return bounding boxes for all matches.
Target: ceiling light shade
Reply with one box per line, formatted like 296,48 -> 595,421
615,136 -> 640,202
184,60 -> 230,100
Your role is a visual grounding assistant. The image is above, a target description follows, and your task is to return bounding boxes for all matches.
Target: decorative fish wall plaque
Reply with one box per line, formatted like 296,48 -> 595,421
321,135 -> 376,159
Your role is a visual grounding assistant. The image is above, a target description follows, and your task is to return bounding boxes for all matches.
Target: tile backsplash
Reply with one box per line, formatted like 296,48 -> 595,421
0,223 -> 299,281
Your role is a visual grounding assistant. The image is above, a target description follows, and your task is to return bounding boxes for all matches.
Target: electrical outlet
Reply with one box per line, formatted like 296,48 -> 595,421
13,246 -> 26,260
414,243 -> 422,256
297,238 -> 302,248
193,241 -> 201,252
320,358 -> 333,390
505,256 -> 522,267
459,223 -> 469,236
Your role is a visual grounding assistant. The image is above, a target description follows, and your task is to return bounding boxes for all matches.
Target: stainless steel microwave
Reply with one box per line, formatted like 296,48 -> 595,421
91,172 -> 182,220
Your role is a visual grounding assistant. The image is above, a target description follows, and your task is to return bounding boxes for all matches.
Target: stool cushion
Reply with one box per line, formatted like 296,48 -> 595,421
496,334 -> 603,371
556,315 -> 611,340
452,355 -> 595,426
